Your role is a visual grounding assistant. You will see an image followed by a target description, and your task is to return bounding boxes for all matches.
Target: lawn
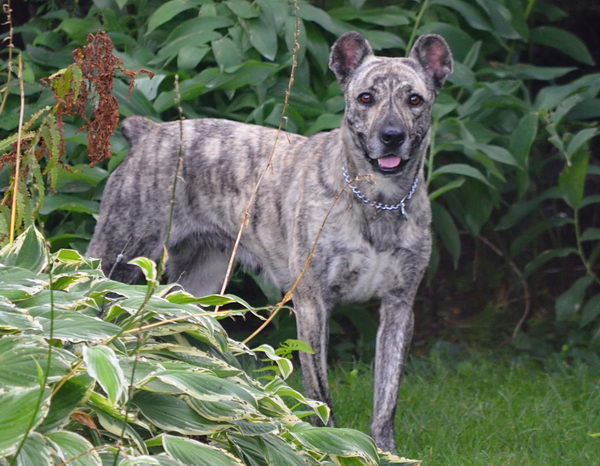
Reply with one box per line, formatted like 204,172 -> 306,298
320,352 -> 600,465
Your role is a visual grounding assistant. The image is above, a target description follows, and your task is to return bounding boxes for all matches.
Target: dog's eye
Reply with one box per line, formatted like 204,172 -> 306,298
358,92 -> 374,105
408,94 -> 423,106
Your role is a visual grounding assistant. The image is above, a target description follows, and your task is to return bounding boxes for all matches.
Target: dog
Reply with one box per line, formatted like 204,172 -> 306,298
87,31 -> 452,451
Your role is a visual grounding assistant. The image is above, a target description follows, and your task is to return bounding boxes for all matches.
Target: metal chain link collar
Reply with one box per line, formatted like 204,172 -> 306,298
342,166 -> 419,217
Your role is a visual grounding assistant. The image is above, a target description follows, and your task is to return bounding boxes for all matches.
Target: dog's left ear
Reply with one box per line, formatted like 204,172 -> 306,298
409,34 -> 453,92
329,31 -> 374,88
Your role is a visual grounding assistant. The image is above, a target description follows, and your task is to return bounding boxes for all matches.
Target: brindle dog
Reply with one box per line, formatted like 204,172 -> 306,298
87,31 -> 452,451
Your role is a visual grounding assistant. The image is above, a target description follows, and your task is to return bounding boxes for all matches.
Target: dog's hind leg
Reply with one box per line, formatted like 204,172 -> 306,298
371,292 -> 416,452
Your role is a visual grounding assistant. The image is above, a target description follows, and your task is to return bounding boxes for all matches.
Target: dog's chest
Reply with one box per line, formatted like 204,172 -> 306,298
322,213 -> 426,302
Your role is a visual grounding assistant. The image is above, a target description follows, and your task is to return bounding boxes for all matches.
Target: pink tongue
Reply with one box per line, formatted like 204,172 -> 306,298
378,156 -> 401,169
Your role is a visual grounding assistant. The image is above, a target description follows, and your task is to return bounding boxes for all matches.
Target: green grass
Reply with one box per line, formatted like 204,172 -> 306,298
321,354 -> 600,465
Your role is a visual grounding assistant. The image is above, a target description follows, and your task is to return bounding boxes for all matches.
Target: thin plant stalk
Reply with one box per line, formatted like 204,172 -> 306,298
0,0 -> 14,117
406,0 -> 431,54
243,180 -> 351,345
217,0 -> 301,298
112,74 -> 186,466
9,53 -> 25,244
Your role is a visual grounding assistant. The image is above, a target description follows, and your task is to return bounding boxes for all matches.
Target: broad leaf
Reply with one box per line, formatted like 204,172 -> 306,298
47,431 -> 102,466
83,345 -> 128,405
163,435 -> 243,466
0,386 -> 51,456
0,226 -> 48,273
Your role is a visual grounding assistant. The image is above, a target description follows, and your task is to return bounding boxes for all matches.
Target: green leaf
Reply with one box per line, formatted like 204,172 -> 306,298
475,0 -> 520,39
299,4 -> 347,36
559,150 -> 589,209
83,345 -> 127,405
306,113 -> 343,136
212,37 -> 244,71
47,431 -> 102,466
163,435 -> 243,466
226,0 -> 258,19
580,293 -> 600,328
218,61 -> 280,90
253,344 -> 293,379
129,256 -> 158,284
291,425 -> 379,464
133,391 -> 226,435
228,432 -> 307,466
32,308 -> 121,342
178,45 -> 210,70
360,30 -> 405,51
509,113 -> 538,170
431,163 -> 493,188
581,228 -> 600,242
431,202 -> 461,269
15,432 -> 52,466
566,128 -> 598,159
330,6 -> 410,27
0,386 -> 51,456
0,335 -> 70,388
155,371 -> 257,406
0,226 -> 48,273
246,16 -> 278,61
431,0 -> 491,31
524,248 -> 578,277
40,194 -> 99,215
555,277 -> 593,321
534,73 -> 600,111
509,217 -> 573,257
429,177 -> 465,201
530,26 -> 595,66
39,374 -> 94,433
146,0 -> 203,35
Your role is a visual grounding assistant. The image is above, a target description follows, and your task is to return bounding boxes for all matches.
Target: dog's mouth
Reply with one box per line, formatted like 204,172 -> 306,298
369,155 -> 406,175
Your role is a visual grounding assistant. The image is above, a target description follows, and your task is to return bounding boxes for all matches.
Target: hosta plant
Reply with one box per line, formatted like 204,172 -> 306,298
0,227 -> 416,465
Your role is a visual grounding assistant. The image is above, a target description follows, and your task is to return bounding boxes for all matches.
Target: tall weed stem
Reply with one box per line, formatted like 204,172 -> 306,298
406,0 -> 431,54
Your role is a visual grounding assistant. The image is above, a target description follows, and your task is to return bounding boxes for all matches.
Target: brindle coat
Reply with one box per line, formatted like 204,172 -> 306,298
87,31 -> 452,451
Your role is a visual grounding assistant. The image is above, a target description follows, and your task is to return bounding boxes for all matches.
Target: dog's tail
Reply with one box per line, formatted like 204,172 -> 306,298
121,116 -> 157,146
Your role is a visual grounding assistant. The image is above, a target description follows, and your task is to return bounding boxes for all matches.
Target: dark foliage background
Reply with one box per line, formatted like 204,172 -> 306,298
1,0 -> 599,364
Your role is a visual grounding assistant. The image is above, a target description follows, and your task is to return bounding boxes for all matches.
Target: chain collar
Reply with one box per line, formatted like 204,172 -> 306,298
342,166 -> 419,217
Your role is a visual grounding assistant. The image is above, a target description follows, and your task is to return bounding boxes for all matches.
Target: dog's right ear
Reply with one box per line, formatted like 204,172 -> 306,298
329,31 -> 374,88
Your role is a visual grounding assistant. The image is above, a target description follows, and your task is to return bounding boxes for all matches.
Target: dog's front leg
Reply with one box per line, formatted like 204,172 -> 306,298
293,292 -> 334,424
371,292 -> 415,452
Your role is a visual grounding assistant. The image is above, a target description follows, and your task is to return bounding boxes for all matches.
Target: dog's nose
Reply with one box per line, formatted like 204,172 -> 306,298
379,127 -> 406,146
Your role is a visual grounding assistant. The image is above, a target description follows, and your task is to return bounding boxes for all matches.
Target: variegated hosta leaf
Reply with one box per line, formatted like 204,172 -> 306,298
0,298 -> 42,333
47,431 -> 102,466
162,435 -> 244,466
0,226 -> 48,274
138,343 -> 243,377
15,432 -> 51,466
290,424 -> 380,466
252,343 -> 293,379
0,386 -> 51,456
154,371 -> 257,406
0,265 -> 46,300
30,308 -> 121,342
133,390 -> 227,435
83,345 -> 128,405
38,374 -> 94,433
227,432 -> 308,466
264,377 -> 330,424
0,335 -> 70,387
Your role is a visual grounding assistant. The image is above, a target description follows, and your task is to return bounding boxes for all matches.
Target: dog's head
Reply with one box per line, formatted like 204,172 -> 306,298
330,31 -> 452,176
